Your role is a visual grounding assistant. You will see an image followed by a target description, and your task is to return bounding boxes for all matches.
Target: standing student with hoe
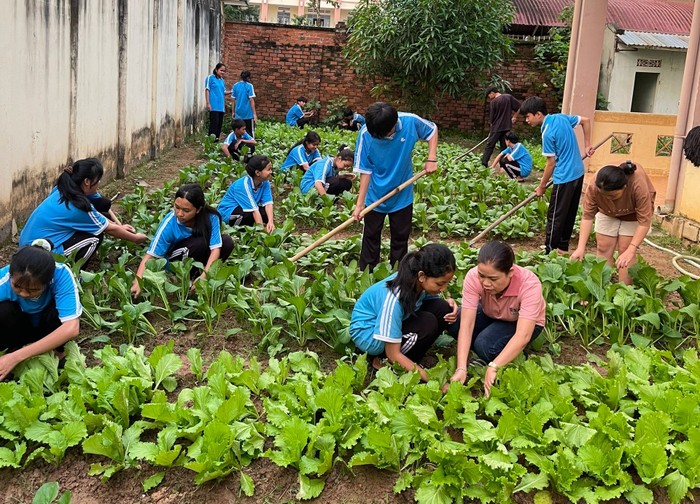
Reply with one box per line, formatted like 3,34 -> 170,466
481,86 -> 521,167
520,96 -> 595,254
352,102 -> 438,271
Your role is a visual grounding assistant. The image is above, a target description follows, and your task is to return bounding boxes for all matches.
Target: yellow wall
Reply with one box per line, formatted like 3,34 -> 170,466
591,111 -> 676,176
679,160 -> 700,222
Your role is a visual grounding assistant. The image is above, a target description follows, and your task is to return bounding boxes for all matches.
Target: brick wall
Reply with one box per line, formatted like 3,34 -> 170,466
223,21 -> 556,134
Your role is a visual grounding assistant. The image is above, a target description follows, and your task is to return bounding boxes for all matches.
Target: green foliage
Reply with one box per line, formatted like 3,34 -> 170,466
31,482 -> 71,504
344,0 -> 515,114
223,4 -> 259,22
533,6 -> 572,107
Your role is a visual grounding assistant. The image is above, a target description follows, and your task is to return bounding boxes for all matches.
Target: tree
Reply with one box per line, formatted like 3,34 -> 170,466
224,4 -> 260,22
343,0 -> 515,114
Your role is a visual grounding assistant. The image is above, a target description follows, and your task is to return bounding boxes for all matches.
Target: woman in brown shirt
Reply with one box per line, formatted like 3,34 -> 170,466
570,161 -> 655,284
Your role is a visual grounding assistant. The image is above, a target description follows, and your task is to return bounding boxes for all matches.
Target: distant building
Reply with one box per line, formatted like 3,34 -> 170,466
224,0 -> 359,27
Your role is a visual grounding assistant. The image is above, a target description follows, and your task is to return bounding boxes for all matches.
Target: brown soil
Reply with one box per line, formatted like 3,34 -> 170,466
1,140 -> 698,504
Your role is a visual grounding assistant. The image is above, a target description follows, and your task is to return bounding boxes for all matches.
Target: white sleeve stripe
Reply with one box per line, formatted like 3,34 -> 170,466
57,263 -> 82,319
0,271 -> 10,288
243,177 -> 257,209
148,213 -> 174,255
378,290 -> 399,339
354,133 -> 365,171
374,334 -> 402,343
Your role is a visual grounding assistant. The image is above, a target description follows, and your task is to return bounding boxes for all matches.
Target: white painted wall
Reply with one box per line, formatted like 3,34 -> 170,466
601,31 -> 686,114
0,0 -> 222,239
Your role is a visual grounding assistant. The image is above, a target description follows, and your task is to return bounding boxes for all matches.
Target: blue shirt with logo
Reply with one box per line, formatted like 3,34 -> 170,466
217,175 -> 273,222
204,75 -> 226,113
354,113 -> 436,213
231,80 -> 256,120
500,143 -> 534,177
19,187 -> 109,254
147,211 -> 223,258
541,114 -> 584,184
280,144 -> 321,171
0,263 -> 81,326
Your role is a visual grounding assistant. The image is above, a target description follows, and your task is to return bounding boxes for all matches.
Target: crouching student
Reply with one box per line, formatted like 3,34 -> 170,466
570,161 -> 655,285
19,158 -> 147,266
217,155 -> 275,233
447,241 -> 545,397
490,131 -> 533,181
340,108 -> 365,131
350,244 -> 460,382
280,131 -> 322,172
300,145 -> 356,196
130,184 -> 233,297
286,96 -> 314,128
222,119 -> 257,161
0,239 -> 81,380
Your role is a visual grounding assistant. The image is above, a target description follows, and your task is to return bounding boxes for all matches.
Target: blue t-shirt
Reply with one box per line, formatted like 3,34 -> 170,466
350,272 -> 437,355
300,156 -> 336,194
354,113 -> 436,213
280,144 -> 322,171
541,114 -> 585,184
0,263 -> 82,327
205,75 -> 226,113
147,211 -> 223,258
19,187 -> 109,254
224,130 -> 254,146
217,175 -> 273,222
231,81 -> 256,120
286,103 -> 304,127
352,113 -> 366,127
500,143 -> 533,177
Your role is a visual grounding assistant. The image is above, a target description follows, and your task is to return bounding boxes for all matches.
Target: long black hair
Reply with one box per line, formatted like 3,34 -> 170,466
240,70 -> 251,82
10,240 -> 56,288
336,144 -> 354,162
287,131 -> 321,157
595,161 -> 637,192
386,244 -> 455,315
245,155 -> 272,178
477,241 -> 515,273
55,158 -> 104,212
212,62 -> 225,78
174,184 -> 221,245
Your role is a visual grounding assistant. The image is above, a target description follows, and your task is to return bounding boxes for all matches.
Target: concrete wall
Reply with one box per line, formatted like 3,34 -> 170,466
600,27 -> 686,114
222,21 -> 558,133
0,0 -> 222,239
590,111 -> 675,176
678,162 -> 700,225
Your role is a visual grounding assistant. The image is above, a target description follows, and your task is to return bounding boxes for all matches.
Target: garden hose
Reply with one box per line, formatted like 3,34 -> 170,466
642,237 -> 700,279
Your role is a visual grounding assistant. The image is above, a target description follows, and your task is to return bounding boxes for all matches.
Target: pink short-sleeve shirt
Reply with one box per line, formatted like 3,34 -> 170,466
462,265 -> 546,326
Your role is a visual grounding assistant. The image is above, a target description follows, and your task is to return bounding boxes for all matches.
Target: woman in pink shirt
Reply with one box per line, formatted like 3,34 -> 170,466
448,241 -> 546,397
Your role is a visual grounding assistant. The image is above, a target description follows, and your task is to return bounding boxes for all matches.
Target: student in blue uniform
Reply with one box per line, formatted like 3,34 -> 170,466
205,63 -> 227,139
231,70 -> 257,138
352,102 -> 438,271
286,96 -> 314,128
19,158 -> 148,265
130,184 -> 234,297
350,243 -> 460,381
222,119 -> 257,161
0,239 -> 82,380
520,96 -> 595,254
340,107 -> 365,131
300,145 -> 356,196
217,155 -> 275,233
490,131 -> 533,181
280,131 -> 322,172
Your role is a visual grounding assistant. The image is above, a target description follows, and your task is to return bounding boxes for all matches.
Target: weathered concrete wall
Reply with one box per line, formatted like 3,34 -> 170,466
0,0 -> 222,239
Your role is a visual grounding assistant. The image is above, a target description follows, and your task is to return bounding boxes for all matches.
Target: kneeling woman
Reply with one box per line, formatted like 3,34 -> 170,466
448,241 -> 545,397
279,131 -> 321,172
131,184 -> 233,297
571,161 -> 655,285
0,240 -> 82,380
350,244 -> 460,382
300,145 -> 356,196
19,158 -> 147,265
217,155 -> 275,233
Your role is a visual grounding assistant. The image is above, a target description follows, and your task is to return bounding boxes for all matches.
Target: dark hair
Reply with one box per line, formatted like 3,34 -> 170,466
342,107 -> 354,119
386,244 -> 456,315
287,131 -> 321,157
595,161 -> 636,191
245,155 -> 272,178
519,96 -> 547,116
337,144 -> 354,162
212,62 -> 225,77
55,158 -> 104,212
232,119 -> 246,130
477,241 -> 515,273
296,96 -> 308,103
240,70 -> 251,81
485,85 -> 499,97
365,102 -> 399,138
10,244 -> 56,288
174,184 -> 220,244
505,131 -> 519,143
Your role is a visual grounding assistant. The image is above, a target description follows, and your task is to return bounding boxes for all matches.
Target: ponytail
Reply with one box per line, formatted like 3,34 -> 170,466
386,244 -> 455,315
286,131 -> 321,157
10,239 -> 56,287
337,144 -> 354,162
595,162 -> 635,192
55,158 -> 104,212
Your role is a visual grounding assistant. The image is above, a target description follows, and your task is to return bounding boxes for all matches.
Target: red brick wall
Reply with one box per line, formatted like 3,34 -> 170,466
223,21 -> 556,134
